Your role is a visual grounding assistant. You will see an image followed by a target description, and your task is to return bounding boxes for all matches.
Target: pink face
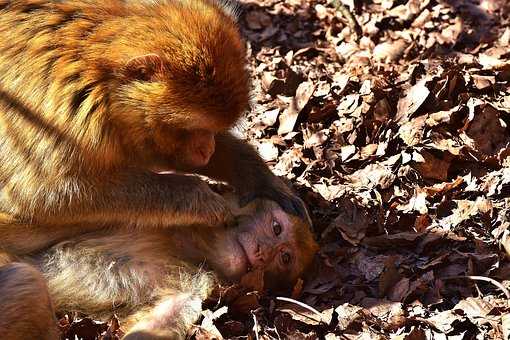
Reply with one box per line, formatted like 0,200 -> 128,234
236,207 -> 294,272
213,201 -> 307,290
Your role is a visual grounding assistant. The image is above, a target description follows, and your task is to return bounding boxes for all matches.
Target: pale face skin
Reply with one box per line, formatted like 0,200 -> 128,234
208,201 -> 302,285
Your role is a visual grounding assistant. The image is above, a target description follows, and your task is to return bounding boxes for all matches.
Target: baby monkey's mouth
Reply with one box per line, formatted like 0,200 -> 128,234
236,238 -> 253,273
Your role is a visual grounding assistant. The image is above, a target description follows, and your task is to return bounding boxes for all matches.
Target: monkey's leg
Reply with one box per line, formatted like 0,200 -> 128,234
0,263 -> 58,340
123,293 -> 203,340
197,132 -> 308,218
123,271 -> 214,340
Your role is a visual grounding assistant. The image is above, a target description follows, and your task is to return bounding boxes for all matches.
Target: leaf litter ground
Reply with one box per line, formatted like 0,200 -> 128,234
61,0 -> 510,339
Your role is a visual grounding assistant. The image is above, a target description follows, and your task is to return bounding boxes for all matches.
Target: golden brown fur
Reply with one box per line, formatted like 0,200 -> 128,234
0,198 -> 318,339
0,0 -> 306,254
0,263 -> 58,340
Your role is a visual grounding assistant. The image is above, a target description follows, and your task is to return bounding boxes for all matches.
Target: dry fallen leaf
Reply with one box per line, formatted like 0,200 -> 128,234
396,80 -> 430,122
278,81 -> 316,135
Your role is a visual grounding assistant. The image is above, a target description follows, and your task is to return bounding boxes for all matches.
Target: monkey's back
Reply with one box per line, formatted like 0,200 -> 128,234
0,0 -> 128,213
0,0 -> 247,219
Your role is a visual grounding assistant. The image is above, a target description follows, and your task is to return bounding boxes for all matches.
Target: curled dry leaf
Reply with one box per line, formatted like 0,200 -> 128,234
255,140 -> 279,161
328,197 -> 373,245
373,39 -> 408,62
346,163 -> 396,190
278,81 -> 316,135
396,80 -> 430,122
412,150 -> 451,181
461,105 -> 509,157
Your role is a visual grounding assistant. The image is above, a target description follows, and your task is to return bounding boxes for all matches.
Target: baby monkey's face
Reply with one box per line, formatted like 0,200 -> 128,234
211,200 -> 318,291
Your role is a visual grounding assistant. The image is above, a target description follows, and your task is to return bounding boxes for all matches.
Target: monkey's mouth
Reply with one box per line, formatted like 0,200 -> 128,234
236,238 -> 253,273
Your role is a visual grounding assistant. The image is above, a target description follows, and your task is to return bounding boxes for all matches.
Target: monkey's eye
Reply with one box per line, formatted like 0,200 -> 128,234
281,252 -> 291,265
273,220 -> 282,236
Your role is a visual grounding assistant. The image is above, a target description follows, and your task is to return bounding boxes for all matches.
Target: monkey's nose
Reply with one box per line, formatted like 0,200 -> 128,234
253,244 -> 268,267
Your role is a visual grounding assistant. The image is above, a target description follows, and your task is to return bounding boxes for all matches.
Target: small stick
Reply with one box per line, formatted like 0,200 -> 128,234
443,275 -> 510,301
276,296 -> 324,322
331,0 -> 362,42
252,312 -> 260,340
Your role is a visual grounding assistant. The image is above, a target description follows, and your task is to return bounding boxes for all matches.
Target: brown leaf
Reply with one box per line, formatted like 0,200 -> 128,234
454,297 -> 493,319
399,116 -> 427,146
461,105 -> 509,157
261,72 -> 286,96
334,304 -> 363,331
363,232 -> 424,249
412,150 -> 451,181
239,269 -> 264,292
373,39 -> 408,62
378,256 -> 403,298
328,197 -> 372,245
387,277 -> 410,302
472,75 -> 496,90
230,293 -> 260,315
346,163 -> 396,190
278,81 -> 316,135
244,11 -> 271,30
396,80 -> 430,122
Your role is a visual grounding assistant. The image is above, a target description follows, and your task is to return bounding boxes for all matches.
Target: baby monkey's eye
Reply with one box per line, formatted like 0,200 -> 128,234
281,252 -> 291,265
272,220 -> 282,236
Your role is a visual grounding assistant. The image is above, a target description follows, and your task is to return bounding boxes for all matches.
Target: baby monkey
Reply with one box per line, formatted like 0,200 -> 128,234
0,194 -> 319,339
0,0 -> 305,253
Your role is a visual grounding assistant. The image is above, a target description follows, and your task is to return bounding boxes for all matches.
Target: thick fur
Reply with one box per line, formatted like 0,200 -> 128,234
0,199 -> 318,339
0,0 -> 306,256
0,263 -> 59,340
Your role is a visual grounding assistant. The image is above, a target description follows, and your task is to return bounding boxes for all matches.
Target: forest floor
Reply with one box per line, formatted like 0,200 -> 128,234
63,0 -> 510,339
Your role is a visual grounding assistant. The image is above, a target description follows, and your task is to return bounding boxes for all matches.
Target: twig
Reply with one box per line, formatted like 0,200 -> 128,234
276,296 -> 324,323
443,275 -> 510,301
331,0 -> 362,42
251,312 -> 260,340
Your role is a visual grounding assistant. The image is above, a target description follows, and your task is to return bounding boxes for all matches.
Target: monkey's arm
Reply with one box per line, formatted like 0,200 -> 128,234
0,172 -> 230,253
197,132 -> 307,218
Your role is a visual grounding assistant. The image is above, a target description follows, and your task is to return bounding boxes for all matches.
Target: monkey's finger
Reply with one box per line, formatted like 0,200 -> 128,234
280,194 -> 307,219
289,196 -> 308,219
240,189 -> 306,219
225,215 -> 242,229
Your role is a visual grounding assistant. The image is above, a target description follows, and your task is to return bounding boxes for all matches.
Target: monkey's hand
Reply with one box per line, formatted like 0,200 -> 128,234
238,176 -> 308,220
195,133 -> 308,220
191,185 -> 234,227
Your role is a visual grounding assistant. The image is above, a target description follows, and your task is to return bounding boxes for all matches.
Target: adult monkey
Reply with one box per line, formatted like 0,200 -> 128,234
0,196 -> 319,339
0,0 -> 305,253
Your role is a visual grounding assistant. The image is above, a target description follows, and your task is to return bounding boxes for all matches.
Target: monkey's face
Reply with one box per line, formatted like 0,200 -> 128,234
111,24 -> 250,171
211,201 -> 318,291
151,127 -> 217,169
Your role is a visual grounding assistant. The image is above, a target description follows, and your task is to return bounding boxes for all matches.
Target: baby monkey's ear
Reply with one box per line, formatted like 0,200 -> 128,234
123,54 -> 163,81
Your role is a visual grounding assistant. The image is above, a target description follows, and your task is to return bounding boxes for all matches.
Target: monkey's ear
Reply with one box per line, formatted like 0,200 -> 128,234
123,54 -> 163,81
